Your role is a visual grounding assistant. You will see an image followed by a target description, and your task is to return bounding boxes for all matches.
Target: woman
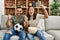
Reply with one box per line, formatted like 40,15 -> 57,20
27,5 -> 48,40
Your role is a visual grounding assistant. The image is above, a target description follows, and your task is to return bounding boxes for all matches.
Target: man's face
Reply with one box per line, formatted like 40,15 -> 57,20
16,8 -> 23,16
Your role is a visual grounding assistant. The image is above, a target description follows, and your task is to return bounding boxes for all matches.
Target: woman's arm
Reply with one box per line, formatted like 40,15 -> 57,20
42,4 -> 48,18
24,15 -> 29,31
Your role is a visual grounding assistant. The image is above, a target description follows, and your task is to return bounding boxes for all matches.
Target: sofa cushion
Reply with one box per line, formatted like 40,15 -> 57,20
47,30 -> 60,40
44,31 -> 54,40
0,30 -> 54,40
0,30 -> 20,40
45,16 -> 60,30
1,15 -> 8,30
0,30 -> 7,40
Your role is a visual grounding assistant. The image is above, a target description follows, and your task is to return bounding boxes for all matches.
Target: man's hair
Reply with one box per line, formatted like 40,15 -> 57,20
16,7 -> 22,9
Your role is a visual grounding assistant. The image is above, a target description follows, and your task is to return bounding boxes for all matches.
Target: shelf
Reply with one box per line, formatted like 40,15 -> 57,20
5,0 -> 15,8
4,0 -> 50,15
5,8 -> 15,15
5,6 -> 15,8
34,7 -> 49,9
17,7 -> 28,9
17,0 -> 26,8
28,0 -> 38,7
22,8 -> 26,15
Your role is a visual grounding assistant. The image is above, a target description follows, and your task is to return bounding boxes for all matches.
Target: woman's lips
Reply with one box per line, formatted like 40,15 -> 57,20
30,12 -> 33,14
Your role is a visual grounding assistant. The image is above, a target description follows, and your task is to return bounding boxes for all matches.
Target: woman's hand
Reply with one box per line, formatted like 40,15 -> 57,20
41,4 -> 48,18
23,15 -> 29,32
24,21 -> 29,29
41,4 -> 46,10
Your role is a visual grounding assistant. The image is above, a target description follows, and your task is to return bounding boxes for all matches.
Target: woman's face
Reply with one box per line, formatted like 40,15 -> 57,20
29,7 -> 34,16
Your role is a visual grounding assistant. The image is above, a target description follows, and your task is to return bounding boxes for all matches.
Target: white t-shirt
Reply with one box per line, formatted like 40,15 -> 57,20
28,14 -> 44,30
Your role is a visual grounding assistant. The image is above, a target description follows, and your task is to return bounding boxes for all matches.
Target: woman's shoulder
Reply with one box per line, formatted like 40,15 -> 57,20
36,14 -> 42,17
37,13 -> 43,16
36,14 -> 44,19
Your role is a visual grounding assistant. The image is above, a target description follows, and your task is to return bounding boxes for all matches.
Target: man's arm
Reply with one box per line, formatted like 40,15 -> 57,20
42,5 -> 48,18
6,15 -> 12,28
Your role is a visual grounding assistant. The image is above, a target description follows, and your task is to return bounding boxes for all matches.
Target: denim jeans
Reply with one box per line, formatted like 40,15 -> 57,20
3,28 -> 26,40
27,30 -> 46,40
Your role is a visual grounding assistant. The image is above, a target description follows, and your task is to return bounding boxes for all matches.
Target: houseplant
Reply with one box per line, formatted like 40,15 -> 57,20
51,0 -> 60,16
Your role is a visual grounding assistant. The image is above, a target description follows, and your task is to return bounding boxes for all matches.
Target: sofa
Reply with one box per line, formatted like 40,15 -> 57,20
0,15 -> 60,40
45,16 -> 60,40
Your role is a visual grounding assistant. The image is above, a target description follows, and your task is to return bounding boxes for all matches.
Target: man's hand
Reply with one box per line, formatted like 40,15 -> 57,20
8,15 -> 12,20
6,15 -> 12,28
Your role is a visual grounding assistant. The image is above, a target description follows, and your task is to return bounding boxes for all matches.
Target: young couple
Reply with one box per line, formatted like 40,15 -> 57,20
3,5 -> 48,40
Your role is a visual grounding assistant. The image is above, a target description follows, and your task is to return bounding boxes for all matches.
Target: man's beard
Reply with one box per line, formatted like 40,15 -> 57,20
16,13 -> 22,18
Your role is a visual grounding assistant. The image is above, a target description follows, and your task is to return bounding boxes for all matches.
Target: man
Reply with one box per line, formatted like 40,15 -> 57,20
3,7 -> 28,40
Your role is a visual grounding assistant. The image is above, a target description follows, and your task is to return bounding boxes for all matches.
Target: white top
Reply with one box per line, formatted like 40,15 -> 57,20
28,14 -> 44,30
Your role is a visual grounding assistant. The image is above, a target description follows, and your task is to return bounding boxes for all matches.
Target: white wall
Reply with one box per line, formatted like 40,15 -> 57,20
0,0 -> 4,24
49,0 -> 54,4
